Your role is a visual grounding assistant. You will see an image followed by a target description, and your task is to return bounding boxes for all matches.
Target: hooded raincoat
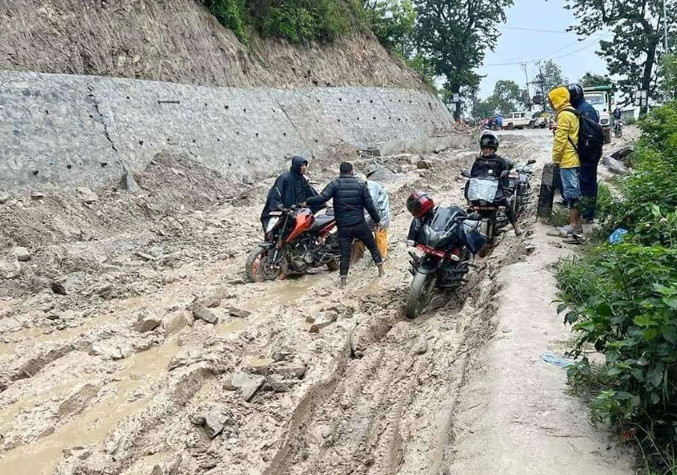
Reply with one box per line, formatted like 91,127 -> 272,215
548,87 -> 580,169
260,156 -> 319,228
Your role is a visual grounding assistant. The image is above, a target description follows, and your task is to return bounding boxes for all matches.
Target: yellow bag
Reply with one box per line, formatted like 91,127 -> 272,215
374,228 -> 388,259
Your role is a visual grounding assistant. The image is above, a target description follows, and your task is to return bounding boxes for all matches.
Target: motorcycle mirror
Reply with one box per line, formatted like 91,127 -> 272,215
461,170 -> 471,178
527,159 -> 537,165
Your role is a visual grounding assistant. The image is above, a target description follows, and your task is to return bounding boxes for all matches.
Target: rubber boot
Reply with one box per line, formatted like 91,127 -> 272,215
377,263 -> 385,277
340,276 -> 347,288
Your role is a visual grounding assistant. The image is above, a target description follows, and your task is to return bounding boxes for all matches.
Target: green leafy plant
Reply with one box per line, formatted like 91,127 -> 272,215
203,0 -> 249,44
556,101 -> 677,472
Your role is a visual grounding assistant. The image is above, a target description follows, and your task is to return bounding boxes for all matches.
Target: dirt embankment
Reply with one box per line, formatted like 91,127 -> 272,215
0,0 -> 423,90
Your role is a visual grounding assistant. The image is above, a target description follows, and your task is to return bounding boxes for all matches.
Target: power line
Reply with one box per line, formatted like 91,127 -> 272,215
497,26 -> 574,34
479,32 -> 612,68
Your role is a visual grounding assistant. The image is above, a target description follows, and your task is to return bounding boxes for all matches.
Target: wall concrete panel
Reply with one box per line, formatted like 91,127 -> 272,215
0,70 -> 455,191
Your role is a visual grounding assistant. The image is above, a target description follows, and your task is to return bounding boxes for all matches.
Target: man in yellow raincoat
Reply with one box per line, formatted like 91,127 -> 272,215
547,86 -> 582,235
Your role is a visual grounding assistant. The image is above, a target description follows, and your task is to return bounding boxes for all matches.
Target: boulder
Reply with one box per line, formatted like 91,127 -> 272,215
416,160 -> 432,170
76,187 -> 99,204
0,258 -> 21,279
602,155 -> 628,175
12,247 -> 31,262
225,372 -> 265,401
0,193 -> 10,204
192,304 -> 218,324
133,314 -> 162,333
229,307 -> 251,318
270,362 -> 306,379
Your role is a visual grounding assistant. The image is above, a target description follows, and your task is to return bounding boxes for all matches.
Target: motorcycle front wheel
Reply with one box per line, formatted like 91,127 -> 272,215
614,127 -> 623,138
246,247 -> 281,283
405,271 -> 437,319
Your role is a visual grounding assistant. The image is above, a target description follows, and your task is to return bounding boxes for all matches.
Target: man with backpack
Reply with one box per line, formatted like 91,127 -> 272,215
568,84 -> 604,222
548,86 -> 582,236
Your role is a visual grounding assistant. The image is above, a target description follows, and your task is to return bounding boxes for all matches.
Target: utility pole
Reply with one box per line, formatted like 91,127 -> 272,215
536,61 -> 547,113
521,62 -> 531,109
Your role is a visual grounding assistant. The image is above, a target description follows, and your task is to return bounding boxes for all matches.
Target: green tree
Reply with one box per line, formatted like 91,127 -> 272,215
363,0 -> 416,55
659,53 -> 677,101
565,0 -> 677,113
472,99 -> 497,120
413,0 -> 513,120
534,60 -> 567,110
579,71 -> 611,88
491,79 -> 526,115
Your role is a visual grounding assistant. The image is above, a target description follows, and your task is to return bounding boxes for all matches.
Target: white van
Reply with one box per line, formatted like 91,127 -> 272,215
504,111 -> 531,130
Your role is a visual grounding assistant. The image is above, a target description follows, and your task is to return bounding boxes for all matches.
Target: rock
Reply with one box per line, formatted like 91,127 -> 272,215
30,191 -> 45,200
50,281 -> 68,295
0,193 -> 10,204
204,412 -> 225,439
411,336 -> 428,355
309,313 -> 337,333
120,171 -> 141,192
149,246 -> 164,258
12,247 -> 31,262
602,155 -> 628,175
133,314 -> 162,333
271,348 -> 293,362
246,358 -> 273,375
225,372 -> 265,401
265,374 -> 301,393
242,174 -> 255,185
367,168 -> 400,183
0,258 -> 21,279
305,316 -> 316,324
76,187 -> 99,204
229,307 -> 251,318
90,341 -> 132,360
135,251 -> 155,261
270,362 -> 306,379
611,146 -> 633,161
192,304 -> 218,324
416,160 -> 432,170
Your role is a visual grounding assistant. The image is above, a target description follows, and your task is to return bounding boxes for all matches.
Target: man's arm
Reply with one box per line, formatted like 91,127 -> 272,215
306,180 -> 335,206
362,184 -> 381,225
268,175 -> 287,210
552,112 -> 570,164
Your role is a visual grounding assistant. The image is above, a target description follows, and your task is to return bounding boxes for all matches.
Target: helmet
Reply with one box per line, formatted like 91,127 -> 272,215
407,192 -> 434,218
567,83 -> 584,106
479,130 -> 499,150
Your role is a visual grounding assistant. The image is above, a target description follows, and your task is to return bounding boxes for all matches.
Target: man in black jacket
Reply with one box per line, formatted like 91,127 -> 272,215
306,162 -> 384,287
260,156 -> 319,231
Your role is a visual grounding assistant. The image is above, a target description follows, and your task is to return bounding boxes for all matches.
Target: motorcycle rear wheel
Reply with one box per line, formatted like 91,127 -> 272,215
405,271 -> 436,319
246,247 -> 280,283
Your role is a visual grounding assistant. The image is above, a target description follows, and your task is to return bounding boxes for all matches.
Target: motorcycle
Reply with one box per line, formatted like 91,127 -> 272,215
246,206 -> 340,282
462,170 -> 511,257
613,120 -> 623,138
505,159 -> 536,219
406,207 -> 485,319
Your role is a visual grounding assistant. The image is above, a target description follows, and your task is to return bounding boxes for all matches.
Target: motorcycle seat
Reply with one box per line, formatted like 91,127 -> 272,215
311,214 -> 335,230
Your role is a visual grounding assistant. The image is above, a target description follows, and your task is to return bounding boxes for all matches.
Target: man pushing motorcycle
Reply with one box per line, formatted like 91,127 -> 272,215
260,155 -> 319,232
304,162 -> 384,288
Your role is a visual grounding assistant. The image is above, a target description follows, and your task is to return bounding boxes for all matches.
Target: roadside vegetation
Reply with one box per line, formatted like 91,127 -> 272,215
556,101 -> 677,472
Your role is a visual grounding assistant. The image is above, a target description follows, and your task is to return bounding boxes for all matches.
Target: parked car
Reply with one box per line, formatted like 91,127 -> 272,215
504,111 -> 531,130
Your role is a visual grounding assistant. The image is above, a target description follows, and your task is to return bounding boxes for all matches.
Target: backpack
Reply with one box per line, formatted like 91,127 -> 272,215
564,107 -> 604,162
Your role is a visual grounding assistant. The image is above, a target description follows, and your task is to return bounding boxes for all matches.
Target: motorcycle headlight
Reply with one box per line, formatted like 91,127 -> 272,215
601,119 -> 609,125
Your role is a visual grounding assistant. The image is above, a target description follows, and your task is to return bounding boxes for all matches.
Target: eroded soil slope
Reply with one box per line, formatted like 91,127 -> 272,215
0,0 -> 422,90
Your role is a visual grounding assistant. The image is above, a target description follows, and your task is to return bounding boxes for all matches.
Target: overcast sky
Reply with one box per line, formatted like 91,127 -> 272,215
477,0 -> 609,99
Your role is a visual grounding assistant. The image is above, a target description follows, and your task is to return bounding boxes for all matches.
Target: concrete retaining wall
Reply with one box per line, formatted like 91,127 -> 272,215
0,70 -> 456,191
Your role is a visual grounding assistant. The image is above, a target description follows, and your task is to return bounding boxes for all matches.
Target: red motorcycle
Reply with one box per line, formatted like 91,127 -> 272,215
246,206 -> 340,282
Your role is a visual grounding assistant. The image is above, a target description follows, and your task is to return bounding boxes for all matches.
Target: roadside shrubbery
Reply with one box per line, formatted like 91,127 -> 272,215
202,0 -> 367,44
557,101 -> 677,471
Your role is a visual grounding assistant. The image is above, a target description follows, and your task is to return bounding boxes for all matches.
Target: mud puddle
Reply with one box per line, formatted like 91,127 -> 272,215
0,339 -> 182,475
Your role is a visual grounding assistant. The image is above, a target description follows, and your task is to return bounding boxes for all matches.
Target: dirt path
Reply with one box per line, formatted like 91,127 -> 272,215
442,131 -> 634,474
0,130 -> 635,474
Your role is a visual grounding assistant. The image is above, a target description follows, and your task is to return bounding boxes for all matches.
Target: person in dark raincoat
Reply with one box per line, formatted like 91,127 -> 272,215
260,156 -> 319,231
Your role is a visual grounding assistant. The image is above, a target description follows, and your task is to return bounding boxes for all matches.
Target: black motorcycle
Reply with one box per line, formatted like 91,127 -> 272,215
614,120 -> 623,138
505,159 -> 536,219
461,171 -> 511,257
406,207 -> 485,319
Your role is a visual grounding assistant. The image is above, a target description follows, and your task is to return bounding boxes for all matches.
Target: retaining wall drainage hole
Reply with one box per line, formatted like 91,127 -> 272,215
243,108 -> 247,113
139,140 -> 144,146
101,162 -> 108,168
45,110 -> 49,115
225,105 -> 229,110
33,170 -> 39,176
67,164 -> 72,169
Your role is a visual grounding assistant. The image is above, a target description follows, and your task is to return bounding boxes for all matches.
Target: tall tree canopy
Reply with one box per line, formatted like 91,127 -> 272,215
413,0 -> 513,119
491,79 -> 527,114
579,71 -> 612,88
565,0 -> 677,112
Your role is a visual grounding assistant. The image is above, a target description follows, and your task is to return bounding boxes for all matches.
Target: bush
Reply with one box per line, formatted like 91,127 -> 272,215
202,0 -> 362,44
557,101 -> 677,471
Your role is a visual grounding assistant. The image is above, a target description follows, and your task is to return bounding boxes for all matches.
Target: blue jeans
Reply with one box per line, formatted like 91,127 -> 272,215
559,167 -> 580,208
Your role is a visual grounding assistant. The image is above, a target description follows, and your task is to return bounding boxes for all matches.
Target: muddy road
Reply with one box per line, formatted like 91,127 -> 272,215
0,130 -> 626,474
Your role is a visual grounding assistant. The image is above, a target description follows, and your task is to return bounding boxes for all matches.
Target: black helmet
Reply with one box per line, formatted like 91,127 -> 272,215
479,130 -> 499,150
567,83 -> 584,106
